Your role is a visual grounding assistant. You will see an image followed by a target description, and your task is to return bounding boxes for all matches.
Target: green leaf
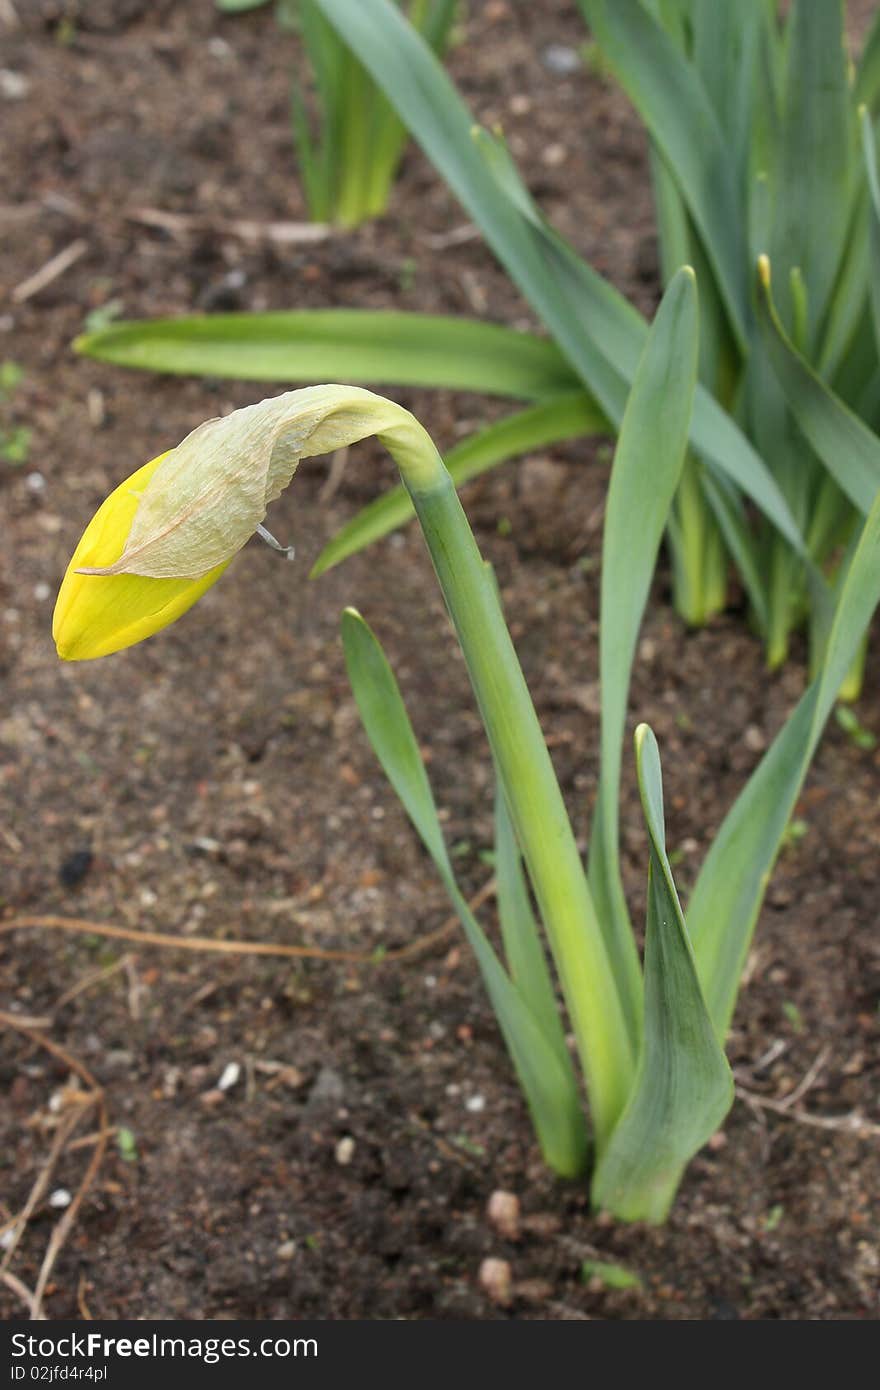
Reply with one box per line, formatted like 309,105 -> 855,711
494,770 -> 571,1072
692,1 -> 769,182
311,0 -> 811,566
580,1259 -> 642,1291
340,607 -> 589,1177
769,0 -> 852,348
854,7 -> 880,115
757,257 -> 880,516
816,186 -> 869,384
577,0 -> 749,349
312,391 -> 605,574
860,108 -> 880,364
700,469 -> 769,633
589,268 -> 698,1051
591,725 -> 733,1224
75,311 -> 580,402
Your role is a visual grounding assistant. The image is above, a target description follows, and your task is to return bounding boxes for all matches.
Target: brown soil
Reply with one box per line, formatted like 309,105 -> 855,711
1,0 -> 878,1321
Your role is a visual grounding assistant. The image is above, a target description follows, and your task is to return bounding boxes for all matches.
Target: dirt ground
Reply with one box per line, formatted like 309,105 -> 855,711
1,0 -> 878,1321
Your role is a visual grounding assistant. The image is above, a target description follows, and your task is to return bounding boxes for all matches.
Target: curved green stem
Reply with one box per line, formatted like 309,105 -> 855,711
364,416 -> 635,1146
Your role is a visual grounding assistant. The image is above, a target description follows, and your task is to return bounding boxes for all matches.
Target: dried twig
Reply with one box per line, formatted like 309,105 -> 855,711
11,239 -> 88,304
419,223 -> 480,251
0,1012 -> 110,1319
54,954 -> 133,1011
735,1046 -> 880,1139
67,1127 -> 118,1154
736,1086 -> 880,1138
2,914 -> 388,962
1,1269 -> 39,1319
1,883 -> 497,964
127,208 -> 331,245
0,203 -> 41,224
0,1105 -> 82,1273
77,1272 -> 93,1321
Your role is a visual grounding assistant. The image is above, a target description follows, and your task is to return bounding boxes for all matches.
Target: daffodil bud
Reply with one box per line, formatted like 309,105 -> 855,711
52,453 -> 232,661
53,386 -> 443,660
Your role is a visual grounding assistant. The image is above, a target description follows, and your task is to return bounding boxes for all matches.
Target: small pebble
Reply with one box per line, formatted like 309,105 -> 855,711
521,1211 -> 562,1237
542,44 -> 581,75
465,1093 -> 485,1113
639,637 -> 657,663
59,848 -> 93,889
487,1190 -> 521,1241
542,142 -> 568,168
87,388 -> 105,428
335,1135 -> 355,1166
217,1062 -> 241,1092
479,1257 -> 513,1308
0,70 -> 31,100
306,1065 -> 345,1109
48,1189 -> 72,1209
33,582 -> 50,602
276,1240 -> 296,1261
514,1278 -> 554,1304
25,472 -> 46,494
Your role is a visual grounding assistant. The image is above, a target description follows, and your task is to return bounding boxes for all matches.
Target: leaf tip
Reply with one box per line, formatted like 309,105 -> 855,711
757,253 -> 771,290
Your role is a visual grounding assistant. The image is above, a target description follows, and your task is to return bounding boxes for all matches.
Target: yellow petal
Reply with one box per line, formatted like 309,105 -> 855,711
52,454 -> 231,661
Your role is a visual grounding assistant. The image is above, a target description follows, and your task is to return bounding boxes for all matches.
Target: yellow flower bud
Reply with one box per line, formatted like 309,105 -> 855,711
53,385 -> 443,662
52,453 -> 231,661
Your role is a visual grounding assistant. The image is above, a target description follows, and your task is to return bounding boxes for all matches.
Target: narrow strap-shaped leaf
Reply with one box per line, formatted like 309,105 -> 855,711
578,0 -> 749,349
769,0 -> 852,348
298,0 -> 350,213
816,185 -> 869,385
312,391 -> 605,575
589,268 -> 698,1050
650,145 -> 736,398
689,474 -> 880,1035
312,0 -> 812,567
493,773 -> 571,1073
340,608 -> 589,1176
289,75 -> 329,223
860,108 -> 880,366
591,726 -> 733,1224
76,311 -> 581,401
700,470 -> 769,634
410,475 -> 635,1146
474,124 -> 816,571
854,8 -> 880,115
650,146 -> 691,288
415,0 -> 459,52
757,257 -> 880,516
692,2 -> 768,187
482,559 -> 575,1076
